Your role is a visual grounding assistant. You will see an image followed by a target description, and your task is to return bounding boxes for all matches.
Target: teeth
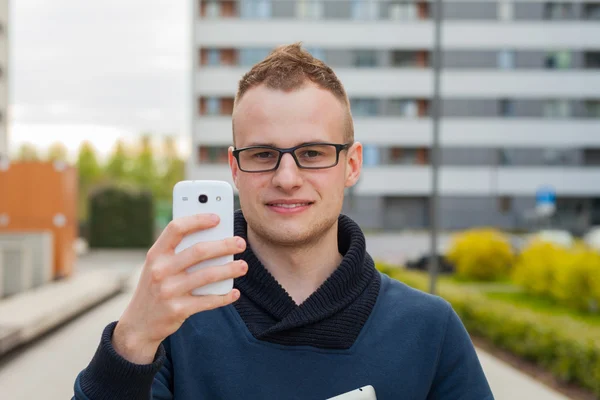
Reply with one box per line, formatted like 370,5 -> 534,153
270,203 -> 309,208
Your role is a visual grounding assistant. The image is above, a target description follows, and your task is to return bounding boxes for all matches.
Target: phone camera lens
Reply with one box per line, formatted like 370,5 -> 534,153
198,194 -> 208,204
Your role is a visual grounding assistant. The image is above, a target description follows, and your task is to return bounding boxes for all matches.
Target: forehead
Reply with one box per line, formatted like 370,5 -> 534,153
232,83 -> 347,148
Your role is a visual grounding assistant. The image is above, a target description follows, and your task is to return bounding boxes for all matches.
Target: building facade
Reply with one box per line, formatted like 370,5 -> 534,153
189,0 -> 600,233
0,0 -> 8,161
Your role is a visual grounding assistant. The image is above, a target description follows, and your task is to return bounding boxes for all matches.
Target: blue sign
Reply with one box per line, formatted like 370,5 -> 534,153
536,186 -> 556,206
536,186 -> 556,216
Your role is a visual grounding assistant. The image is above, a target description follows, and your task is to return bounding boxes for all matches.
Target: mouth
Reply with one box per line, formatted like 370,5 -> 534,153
265,200 -> 314,213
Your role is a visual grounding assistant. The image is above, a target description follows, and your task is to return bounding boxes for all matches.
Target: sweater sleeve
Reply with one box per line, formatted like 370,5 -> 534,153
426,303 -> 495,400
72,321 -> 173,400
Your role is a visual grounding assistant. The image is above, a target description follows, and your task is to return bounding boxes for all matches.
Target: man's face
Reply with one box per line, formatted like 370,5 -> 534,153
229,82 -> 362,247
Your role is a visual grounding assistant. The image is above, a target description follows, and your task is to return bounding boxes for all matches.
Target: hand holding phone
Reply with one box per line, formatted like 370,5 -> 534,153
111,181 -> 247,365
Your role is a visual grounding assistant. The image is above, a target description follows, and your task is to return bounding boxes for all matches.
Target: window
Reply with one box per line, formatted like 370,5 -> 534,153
351,99 -> 379,116
586,101 -> 600,118
543,100 -> 571,118
198,146 -> 229,164
498,197 -> 512,213
544,51 -> 571,69
391,51 -> 417,67
497,149 -> 512,166
205,0 -> 220,18
239,48 -> 271,66
542,149 -> 568,165
206,98 -> 220,115
296,0 -> 324,19
389,99 -> 418,117
354,50 -> 377,67
584,3 -> 600,19
306,48 -> 326,61
497,50 -> 515,69
207,49 -> 220,66
352,0 -> 379,20
499,99 -> 515,117
362,145 -> 380,166
240,0 -> 272,19
388,1 -> 417,20
389,148 -> 428,165
498,0 -> 514,20
584,52 -> 600,69
544,3 -> 573,20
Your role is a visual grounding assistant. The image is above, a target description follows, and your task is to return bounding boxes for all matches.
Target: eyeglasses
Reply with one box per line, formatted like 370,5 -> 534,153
232,142 -> 352,173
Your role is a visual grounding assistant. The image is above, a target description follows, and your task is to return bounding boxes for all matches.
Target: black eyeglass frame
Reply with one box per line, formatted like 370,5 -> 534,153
232,142 -> 352,173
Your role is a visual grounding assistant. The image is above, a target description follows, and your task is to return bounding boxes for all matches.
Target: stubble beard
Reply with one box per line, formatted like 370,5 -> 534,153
246,208 -> 339,249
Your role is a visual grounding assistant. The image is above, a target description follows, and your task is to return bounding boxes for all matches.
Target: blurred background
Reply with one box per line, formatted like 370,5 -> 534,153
0,1 -> 599,399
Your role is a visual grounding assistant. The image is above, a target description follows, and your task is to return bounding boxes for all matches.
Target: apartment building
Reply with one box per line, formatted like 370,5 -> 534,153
0,0 -> 8,161
189,0 -> 600,233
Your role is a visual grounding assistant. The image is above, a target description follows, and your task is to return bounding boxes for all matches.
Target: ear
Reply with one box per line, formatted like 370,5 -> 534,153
228,146 -> 240,187
344,141 -> 362,188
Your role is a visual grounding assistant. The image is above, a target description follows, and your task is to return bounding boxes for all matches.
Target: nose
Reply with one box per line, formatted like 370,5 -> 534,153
271,153 -> 303,191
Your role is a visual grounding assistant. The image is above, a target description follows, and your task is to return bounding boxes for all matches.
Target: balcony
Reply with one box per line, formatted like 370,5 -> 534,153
195,20 -> 600,49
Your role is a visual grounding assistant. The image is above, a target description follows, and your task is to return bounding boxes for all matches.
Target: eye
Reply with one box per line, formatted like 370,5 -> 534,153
300,150 -> 322,158
254,151 -> 274,159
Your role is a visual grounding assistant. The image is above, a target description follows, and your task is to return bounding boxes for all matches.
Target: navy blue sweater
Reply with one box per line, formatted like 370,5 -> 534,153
73,212 -> 494,399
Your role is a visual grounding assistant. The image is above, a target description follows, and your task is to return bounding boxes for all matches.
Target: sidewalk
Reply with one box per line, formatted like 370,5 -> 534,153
0,250 -> 144,357
476,347 -> 572,400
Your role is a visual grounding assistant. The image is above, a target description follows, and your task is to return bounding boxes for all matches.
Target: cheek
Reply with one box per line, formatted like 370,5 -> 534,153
237,175 -> 269,196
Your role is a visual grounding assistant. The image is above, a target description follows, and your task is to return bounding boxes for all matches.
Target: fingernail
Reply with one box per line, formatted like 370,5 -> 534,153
236,237 -> 245,248
212,214 -> 220,222
233,290 -> 240,299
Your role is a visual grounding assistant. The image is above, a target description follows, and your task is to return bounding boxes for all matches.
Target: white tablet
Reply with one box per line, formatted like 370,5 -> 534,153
327,385 -> 377,400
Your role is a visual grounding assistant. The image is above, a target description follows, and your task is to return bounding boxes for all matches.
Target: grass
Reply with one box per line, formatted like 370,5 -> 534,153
485,291 -> 600,327
435,273 -> 600,327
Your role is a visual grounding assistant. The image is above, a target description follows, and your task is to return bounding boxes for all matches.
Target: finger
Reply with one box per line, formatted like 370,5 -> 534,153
160,260 -> 248,299
148,214 -> 220,258
169,236 -> 246,276
180,289 -> 241,315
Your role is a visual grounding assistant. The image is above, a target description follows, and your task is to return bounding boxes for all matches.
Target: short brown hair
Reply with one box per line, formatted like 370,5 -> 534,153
232,42 -> 354,144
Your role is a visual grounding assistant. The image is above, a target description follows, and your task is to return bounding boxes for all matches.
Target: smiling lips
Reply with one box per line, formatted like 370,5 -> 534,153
266,200 -> 314,214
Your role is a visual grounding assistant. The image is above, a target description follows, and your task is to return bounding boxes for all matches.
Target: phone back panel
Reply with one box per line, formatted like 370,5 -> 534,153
172,180 -> 234,296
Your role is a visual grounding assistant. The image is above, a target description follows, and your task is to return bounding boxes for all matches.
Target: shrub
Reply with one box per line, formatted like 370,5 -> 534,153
513,240 -> 600,313
377,265 -> 600,397
445,228 -> 514,281
511,240 -> 566,298
88,184 -> 154,248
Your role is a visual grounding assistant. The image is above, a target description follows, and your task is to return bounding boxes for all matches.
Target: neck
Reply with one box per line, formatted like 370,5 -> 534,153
247,223 -> 343,305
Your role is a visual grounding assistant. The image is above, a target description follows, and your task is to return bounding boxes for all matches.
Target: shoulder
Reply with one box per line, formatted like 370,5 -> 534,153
375,271 -> 453,326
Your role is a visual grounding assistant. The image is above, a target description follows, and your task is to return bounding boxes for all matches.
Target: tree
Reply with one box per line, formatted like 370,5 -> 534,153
158,135 -> 185,200
105,139 -> 130,182
130,134 -> 158,194
16,143 -> 40,161
47,142 -> 69,162
76,141 -> 103,220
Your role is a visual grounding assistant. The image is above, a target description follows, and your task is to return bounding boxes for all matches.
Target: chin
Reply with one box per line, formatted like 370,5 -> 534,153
248,206 -> 339,247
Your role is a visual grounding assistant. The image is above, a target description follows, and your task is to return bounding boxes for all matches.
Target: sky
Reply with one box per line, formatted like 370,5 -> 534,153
8,0 -> 191,161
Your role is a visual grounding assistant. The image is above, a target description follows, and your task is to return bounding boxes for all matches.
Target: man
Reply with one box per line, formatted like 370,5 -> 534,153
73,43 -> 494,400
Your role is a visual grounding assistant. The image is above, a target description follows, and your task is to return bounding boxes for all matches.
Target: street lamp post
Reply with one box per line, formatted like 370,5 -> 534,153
429,0 -> 443,295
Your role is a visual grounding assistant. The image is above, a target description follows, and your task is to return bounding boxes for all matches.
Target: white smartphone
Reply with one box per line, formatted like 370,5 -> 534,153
172,180 -> 235,296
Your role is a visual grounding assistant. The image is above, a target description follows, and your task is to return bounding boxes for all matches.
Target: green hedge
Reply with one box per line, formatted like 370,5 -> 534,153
377,264 -> 600,397
88,185 -> 154,248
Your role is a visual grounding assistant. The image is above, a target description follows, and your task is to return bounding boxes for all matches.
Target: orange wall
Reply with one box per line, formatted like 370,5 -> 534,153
0,161 -> 78,279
